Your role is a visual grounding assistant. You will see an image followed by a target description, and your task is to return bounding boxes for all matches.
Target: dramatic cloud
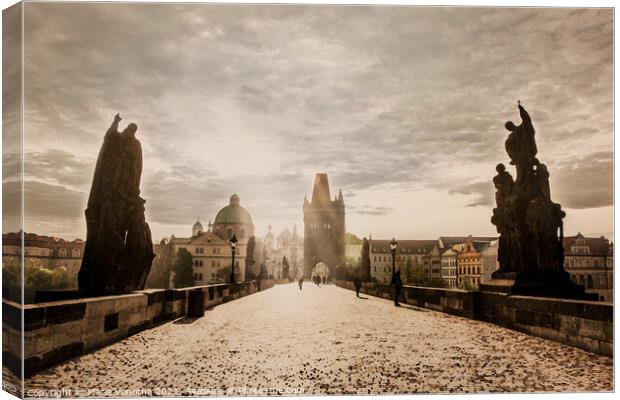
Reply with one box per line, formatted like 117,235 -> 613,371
10,4 -> 613,240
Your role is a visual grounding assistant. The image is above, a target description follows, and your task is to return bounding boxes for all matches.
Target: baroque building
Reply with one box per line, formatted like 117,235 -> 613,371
261,224 -> 304,279
564,233 -> 613,302
154,194 -> 255,286
303,173 -> 345,278
369,239 -> 434,284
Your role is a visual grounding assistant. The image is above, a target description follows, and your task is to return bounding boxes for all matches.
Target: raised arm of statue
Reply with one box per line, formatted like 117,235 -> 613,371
106,113 -> 122,137
518,104 -> 534,134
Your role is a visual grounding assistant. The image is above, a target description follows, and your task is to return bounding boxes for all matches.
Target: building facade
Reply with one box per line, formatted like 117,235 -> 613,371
155,194 -> 255,286
303,173 -> 345,278
457,237 -> 489,290
563,233 -> 613,302
440,248 -> 459,288
2,231 -> 85,283
369,239 -> 434,284
261,224 -> 304,279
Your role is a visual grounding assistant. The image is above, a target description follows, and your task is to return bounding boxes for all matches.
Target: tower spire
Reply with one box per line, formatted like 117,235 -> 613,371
311,173 -> 331,204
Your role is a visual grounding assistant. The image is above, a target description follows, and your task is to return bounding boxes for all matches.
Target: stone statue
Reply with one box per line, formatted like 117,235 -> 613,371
504,100 -> 537,188
492,163 -> 514,208
485,102 -> 589,299
78,114 -> 155,294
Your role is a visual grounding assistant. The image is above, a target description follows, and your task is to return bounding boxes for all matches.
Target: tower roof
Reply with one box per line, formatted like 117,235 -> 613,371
311,173 -> 332,204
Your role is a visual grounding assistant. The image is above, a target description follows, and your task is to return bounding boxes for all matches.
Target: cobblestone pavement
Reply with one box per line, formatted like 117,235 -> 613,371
25,283 -> 613,396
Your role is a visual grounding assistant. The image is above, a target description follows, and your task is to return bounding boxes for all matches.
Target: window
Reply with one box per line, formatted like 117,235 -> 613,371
72,248 -> 80,258
59,248 -> 67,257
226,228 -> 233,239
240,229 -> 246,239
587,275 -> 593,289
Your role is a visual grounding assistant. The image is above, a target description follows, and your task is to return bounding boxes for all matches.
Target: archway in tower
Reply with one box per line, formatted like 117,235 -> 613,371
311,262 -> 330,281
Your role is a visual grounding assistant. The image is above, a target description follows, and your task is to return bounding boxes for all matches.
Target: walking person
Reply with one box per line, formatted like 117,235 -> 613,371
298,276 -> 304,290
353,273 -> 362,298
392,268 -> 403,307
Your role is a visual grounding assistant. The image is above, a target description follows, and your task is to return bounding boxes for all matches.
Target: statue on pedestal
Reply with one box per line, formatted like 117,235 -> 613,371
484,102 -> 590,299
78,114 -> 155,294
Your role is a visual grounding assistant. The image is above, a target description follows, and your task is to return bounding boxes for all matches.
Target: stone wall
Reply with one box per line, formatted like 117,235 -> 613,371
335,280 -> 612,357
3,280 -> 276,377
479,291 -> 612,356
337,280 -> 477,319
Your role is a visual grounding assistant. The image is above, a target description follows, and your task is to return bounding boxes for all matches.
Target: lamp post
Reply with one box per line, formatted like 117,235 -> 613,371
229,235 -> 238,284
390,237 -> 399,282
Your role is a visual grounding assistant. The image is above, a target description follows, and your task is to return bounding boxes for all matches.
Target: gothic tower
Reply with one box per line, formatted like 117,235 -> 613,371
303,173 -> 345,278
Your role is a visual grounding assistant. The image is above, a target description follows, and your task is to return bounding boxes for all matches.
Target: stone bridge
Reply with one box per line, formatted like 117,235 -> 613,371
16,283 -> 613,396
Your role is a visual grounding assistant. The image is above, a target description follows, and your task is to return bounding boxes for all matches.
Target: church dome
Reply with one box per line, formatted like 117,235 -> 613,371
213,194 -> 253,226
192,220 -> 204,236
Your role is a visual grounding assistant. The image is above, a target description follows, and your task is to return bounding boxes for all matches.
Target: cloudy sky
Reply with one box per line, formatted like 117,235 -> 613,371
3,4 -> 613,242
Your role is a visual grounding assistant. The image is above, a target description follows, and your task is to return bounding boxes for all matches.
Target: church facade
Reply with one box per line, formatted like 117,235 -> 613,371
303,173 -> 345,278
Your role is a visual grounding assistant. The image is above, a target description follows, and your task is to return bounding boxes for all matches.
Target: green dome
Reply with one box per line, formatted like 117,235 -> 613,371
213,194 -> 253,226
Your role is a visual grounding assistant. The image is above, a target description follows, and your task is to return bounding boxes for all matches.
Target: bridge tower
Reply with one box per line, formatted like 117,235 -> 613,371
303,173 -> 345,278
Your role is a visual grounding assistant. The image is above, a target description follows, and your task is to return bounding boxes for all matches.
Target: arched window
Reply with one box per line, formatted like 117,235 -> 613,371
587,275 -> 593,289
579,275 -> 585,286
59,248 -> 67,257
226,228 -> 233,239
72,248 -> 80,258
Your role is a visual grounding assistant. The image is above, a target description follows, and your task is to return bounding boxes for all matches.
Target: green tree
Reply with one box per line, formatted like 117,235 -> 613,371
246,236 -> 256,277
3,257 -> 74,303
282,256 -> 290,279
172,248 -> 194,288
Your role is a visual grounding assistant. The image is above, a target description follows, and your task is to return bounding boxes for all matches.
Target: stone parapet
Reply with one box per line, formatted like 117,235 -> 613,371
3,280 -> 277,377
335,280 -> 612,357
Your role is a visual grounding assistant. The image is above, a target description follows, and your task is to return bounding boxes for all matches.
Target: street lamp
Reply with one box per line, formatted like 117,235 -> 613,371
229,235 -> 238,284
390,237 -> 398,281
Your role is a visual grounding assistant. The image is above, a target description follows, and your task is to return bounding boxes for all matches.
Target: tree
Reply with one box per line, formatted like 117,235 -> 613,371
3,257 -> 74,303
172,248 -> 194,288
282,256 -> 290,279
246,236 -> 256,277
360,237 -> 371,281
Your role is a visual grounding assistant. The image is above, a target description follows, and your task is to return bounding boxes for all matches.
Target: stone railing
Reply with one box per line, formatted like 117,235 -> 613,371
335,280 -> 612,357
3,279 -> 277,377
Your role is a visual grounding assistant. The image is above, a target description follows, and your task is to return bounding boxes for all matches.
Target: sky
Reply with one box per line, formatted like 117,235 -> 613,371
2,4 -> 613,242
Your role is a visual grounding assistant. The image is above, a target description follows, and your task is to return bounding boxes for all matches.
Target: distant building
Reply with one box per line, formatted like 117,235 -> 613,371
369,239 -> 434,284
564,233 -> 613,302
457,237 -> 493,290
261,224 -> 304,279
155,194 -> 255,286
303,173 -> 345,278
2,231 -> 85,282
440,248 -> 459,288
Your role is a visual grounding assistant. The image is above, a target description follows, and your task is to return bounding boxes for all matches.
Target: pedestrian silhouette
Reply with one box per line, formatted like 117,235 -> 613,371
298,276 -> 304,291
353,274 -> 362,298
392,269 -> 403,307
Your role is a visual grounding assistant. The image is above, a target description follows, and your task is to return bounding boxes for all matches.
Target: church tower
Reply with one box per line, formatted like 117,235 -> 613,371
303,173 -> 345,278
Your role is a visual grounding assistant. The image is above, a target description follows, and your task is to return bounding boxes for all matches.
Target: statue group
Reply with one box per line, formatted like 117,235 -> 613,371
78,114 -> 155,294
486,102 -> 589,298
